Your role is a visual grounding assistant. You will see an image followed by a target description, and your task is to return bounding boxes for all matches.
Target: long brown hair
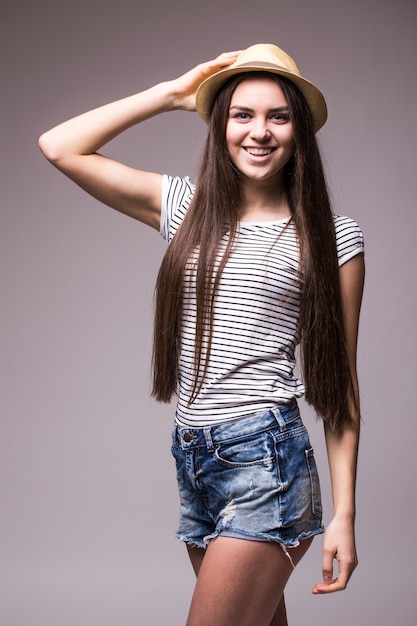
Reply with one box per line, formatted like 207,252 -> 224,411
152,72 -> 357,433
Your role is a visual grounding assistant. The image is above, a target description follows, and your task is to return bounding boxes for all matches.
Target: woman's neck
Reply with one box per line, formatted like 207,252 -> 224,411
239,180 -> 291,222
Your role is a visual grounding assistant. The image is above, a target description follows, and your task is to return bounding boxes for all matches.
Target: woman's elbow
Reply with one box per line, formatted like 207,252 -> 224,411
38,130 -> 64,164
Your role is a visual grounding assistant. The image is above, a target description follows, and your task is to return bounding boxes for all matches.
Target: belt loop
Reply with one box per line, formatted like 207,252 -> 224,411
203,427 -> 214,451
271,406 -> 286,430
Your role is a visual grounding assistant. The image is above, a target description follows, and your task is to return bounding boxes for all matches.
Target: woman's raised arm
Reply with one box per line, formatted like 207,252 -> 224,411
38,51 -> 240,228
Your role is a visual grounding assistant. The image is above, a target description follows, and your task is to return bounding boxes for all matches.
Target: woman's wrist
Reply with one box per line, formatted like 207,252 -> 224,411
332,506 -> 356,523
161,78 -> 196,112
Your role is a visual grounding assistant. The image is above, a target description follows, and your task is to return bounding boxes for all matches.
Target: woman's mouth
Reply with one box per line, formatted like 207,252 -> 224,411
244,147 -> 276,156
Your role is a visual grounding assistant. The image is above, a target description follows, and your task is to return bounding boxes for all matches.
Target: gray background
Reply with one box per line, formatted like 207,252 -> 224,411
2,0 -> 416,624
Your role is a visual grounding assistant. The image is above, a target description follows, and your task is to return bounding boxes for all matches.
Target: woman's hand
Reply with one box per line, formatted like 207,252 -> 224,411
169,50 -> 241,111
312,517 -> 358,594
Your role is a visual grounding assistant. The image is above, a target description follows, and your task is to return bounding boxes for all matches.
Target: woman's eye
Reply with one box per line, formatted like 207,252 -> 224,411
271,113 -> 289,123
234,112 -> 250,120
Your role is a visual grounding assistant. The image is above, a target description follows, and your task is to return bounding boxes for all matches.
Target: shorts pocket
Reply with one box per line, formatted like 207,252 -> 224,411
305,448 -> 323,518
214,432 -> 275,468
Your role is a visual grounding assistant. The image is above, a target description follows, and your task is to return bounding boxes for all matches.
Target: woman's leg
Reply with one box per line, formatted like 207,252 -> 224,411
187,544 -> 289,626
185,536 -> 312,626
187,544 -> 205,576
269,596 -> 288,626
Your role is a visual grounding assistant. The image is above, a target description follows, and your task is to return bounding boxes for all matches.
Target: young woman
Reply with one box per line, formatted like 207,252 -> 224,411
39,43 -> 365,626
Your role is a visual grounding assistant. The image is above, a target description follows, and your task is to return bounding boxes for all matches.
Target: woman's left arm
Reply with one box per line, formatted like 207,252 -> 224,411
312,252 -> 365,594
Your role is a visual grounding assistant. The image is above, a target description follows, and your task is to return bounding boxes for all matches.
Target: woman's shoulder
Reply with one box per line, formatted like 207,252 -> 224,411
163,174 -> 196,202
333,214 -> 365,266
160,175 -> 196,242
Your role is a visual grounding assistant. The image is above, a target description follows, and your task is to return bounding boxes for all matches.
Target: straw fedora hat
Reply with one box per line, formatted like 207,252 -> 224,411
196,43 -> 327,132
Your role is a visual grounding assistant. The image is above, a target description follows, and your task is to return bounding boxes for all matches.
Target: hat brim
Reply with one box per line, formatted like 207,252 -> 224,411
196,62 -> 327,132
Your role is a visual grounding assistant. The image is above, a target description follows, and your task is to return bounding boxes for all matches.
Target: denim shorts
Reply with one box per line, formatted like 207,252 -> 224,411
171,402 -> 324,550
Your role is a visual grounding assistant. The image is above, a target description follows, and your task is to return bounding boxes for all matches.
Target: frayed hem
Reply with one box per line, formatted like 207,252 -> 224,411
211,525 -> 324,547
174,533 -> 208,550
175,526 -> 324,564
280,543 -> 296,568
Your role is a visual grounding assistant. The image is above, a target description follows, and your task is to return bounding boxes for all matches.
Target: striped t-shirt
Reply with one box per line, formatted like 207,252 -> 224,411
160,175 -> 364,427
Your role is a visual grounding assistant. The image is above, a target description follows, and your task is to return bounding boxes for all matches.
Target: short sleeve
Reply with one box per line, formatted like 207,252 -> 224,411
160,174 -> 195,243
333,215 -> 365,266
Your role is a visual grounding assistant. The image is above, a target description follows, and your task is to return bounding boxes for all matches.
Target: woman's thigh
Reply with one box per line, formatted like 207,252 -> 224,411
185,536 -> 312,626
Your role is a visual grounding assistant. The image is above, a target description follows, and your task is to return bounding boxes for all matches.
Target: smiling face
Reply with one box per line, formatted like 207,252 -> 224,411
225,76 -> 294,187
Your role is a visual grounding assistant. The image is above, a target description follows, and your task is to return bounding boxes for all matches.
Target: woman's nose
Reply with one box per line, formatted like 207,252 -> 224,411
250,120 -> 271,141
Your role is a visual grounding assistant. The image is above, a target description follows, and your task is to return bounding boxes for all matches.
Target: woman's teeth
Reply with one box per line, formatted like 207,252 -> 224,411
245,148 -> 274,155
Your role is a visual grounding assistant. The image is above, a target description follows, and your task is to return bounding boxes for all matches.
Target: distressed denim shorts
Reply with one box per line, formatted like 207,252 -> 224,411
171,402 -> 324,550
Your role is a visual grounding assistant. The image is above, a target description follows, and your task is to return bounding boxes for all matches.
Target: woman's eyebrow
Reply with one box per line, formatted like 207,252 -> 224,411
229,105 -> 289,112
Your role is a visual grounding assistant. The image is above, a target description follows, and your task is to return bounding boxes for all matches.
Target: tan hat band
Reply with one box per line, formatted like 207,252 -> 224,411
235,61 -> 290,72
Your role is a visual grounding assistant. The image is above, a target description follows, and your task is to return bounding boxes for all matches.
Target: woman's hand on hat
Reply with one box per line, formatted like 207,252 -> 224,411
312,516 -> 358,594
168,51 -> 241,112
